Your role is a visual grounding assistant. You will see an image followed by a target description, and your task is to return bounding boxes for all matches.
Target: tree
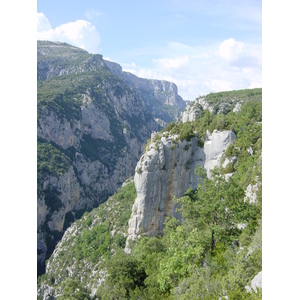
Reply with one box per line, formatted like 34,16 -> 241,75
97,250 -> 146,299
57,278 -> 91,300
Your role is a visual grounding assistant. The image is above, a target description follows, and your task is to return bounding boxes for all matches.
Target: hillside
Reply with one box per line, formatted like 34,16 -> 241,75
37,41 -> 186,276
38,88 -> 262,299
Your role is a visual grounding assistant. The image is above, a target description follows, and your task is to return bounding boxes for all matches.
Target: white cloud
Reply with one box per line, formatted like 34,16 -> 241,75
37,12 -> 51,32
153,55 -> 189,69
218,38 -> 262,69
85,10 -> 103,20
204,79 -> 233,92
37,12 -> 101,54
218,38 -> 244,62
37,17 -> 260,100
120,39 -> 261,100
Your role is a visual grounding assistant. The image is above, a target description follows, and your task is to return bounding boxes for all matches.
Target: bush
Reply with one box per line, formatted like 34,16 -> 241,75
222,162 -> 234,174
179,122 -> 195,142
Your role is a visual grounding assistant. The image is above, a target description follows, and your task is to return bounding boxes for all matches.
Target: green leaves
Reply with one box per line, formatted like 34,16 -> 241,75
97,250 -> 147,299
37,140 -> 71,194
158,225 -> 204,291
57,278 -> 91,300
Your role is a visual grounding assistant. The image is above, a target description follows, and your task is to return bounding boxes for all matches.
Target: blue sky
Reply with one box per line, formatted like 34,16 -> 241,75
37,0 -> 262,100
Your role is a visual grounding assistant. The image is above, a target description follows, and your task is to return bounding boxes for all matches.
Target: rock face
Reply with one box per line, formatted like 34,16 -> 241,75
204,130 -> 237,178
37,41 -> 186,275
37,41 -> 105,80
245,271 -> 262,293
181,101 -> 202,123
180,88 -> 262,123
125,129 -> 236,250
104,60 -> 186,123
244,180 -> 260,203
251,271 -> 262,292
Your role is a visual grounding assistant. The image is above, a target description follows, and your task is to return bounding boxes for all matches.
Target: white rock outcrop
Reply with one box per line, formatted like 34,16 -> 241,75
244,180 -> 260,203
204,130 -> 237,178
125,130 -> 236,251
181,102 -> 202,123
245,271 -> 262,293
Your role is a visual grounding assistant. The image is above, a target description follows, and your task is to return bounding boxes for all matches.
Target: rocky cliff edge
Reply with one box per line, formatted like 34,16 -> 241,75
125,129 -> 236,251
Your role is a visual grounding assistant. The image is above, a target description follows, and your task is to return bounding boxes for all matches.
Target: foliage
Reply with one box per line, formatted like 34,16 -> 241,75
97,250 -> 147,299
178,121 -> 195,141
38,90 -> 262,299
37,64 -> 131,122
37,181 -> 137,298
74,220 -> 112,262
97,169 -> 261,299
201,88 -> 262,111
95,93 -> 262,299
37,139 -> 71,194
156,89 -> 262,150
56,278 -> 91,300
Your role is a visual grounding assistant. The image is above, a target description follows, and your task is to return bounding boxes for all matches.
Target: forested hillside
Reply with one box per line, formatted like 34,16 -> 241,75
38,88 -> 262,299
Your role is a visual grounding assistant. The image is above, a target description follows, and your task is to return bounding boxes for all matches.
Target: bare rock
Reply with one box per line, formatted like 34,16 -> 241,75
125,129 -> 236,251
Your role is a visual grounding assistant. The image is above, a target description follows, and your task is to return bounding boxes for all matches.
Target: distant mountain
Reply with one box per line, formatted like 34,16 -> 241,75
37,41 -> 186,276
103,59 -> 186,126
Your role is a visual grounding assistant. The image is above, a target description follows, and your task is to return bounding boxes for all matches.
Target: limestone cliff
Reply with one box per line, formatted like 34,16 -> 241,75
125,129 -> 236,250
37,41 -> 186,275
37,41 -> 105,80
37,88 -> 262,299
180,88 -> 262,123
104,60 -> 186,124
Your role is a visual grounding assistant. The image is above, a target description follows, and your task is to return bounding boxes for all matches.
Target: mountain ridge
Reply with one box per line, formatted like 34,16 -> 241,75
37,40 -> 186,276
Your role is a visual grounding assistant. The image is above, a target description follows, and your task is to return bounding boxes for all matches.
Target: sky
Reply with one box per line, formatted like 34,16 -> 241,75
37,0 -> 262,100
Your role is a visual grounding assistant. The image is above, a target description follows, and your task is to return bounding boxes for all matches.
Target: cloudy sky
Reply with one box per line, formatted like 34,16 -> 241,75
37,0 -> 261,100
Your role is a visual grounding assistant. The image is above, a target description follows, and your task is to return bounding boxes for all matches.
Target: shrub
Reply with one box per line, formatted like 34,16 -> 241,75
184,144 -> 190,151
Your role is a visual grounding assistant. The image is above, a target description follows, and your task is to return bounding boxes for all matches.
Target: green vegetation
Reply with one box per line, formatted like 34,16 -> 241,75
37,67 -> 122,121
38,89 -> 262,299
96,93 -> 262,299
97,250 -> 147,299
37,139 -> 71,195
97,169 -> 261,299
37,180 -> 137,299
57,278 -> 91,300
149,89 -> 262,167
200,88 -> 262,114
37,41 -> 90,61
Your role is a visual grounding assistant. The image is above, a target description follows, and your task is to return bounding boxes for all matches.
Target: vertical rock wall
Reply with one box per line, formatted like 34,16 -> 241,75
125,130 -> 236,251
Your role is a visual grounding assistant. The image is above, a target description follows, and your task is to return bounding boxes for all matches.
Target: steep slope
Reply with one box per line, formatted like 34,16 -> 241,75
104,60 -> 186,125
37,179 -> 137,299
126,129 -> 236,250
126,88 -> 262,250
37,41 -> 185,276
38,88 -> 262,299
